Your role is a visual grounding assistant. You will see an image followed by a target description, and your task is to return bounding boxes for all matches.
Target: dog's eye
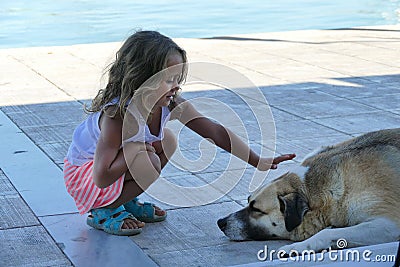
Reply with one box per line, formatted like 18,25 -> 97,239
251,207 -> 265,213
252,207 -> 268,215
249,200 -> 267,214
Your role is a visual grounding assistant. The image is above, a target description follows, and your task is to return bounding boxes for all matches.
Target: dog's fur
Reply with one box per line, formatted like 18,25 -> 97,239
218,128 -> 400,252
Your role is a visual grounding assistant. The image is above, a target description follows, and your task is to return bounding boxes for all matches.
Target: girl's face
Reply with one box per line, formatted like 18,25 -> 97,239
153,53 -> 184,108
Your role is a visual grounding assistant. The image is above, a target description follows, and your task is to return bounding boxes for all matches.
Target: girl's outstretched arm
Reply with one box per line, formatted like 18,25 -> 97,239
175,97 -> 295,170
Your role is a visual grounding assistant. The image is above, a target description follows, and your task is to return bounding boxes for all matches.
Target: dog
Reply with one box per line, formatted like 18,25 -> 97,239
218,128 -> 400,253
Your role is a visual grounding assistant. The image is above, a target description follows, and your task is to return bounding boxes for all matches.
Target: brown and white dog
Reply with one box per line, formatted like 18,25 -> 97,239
218,128 -> 400,252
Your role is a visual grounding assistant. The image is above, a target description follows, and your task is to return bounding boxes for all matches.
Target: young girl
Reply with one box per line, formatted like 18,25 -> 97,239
63,30 -> 295,236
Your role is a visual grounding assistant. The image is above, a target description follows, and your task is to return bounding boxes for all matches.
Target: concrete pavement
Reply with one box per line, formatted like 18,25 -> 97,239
1,25 -> 399,266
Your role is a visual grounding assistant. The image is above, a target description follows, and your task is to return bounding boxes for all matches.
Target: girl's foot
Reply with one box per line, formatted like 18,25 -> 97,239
88,211 -> 145,229
120,215 -> 145,230
124,198 -> 167,223
87,206 -> 144,236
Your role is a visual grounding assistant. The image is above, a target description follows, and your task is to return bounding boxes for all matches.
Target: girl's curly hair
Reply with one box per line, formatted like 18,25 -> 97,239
86,30 -> 187,117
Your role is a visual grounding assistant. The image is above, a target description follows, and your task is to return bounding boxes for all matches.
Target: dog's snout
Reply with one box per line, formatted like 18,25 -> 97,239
217,217 -> 228,231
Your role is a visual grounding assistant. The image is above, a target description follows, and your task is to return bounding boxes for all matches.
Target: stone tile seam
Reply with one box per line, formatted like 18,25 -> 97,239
314,89 -> 400,114
0,168 -> 42,226
254,102 -> 384,133
37,212 -> 80,220
0,223 -> 42,231
66,50 -> 102,69
0,109 -> 65,171
192,50 -> 291,84
161,199 -> 236,212
225,32 -> 400,65
275,110 -> 386,120
218,38 -> 400,78
318,41 -> 400,68
9,55 -> 83,105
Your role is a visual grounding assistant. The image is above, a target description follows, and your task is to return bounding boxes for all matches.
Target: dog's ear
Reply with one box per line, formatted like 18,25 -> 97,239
278,193 -> 309,232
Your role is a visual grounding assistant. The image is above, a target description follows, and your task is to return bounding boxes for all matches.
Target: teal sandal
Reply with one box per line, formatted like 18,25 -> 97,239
87,206 -> 142,236
124,197 -> 167,223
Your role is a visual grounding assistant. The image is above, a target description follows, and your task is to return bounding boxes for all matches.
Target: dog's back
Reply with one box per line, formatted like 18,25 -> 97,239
303,128 -> 400,228
308,128 -> 400,156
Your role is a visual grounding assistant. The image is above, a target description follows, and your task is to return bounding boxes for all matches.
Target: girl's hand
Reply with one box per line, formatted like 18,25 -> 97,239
145,143 -> 156,154
257,153 -> 296,171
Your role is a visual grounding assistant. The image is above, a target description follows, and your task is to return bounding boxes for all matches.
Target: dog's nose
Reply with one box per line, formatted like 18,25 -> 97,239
217,217 -> 227,231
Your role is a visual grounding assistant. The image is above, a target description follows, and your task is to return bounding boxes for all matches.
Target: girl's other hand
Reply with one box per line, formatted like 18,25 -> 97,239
145,143 -> 156,153
257,153 -> 296,171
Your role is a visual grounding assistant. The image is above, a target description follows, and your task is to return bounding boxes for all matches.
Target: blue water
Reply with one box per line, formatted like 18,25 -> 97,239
1,0 -> 399,48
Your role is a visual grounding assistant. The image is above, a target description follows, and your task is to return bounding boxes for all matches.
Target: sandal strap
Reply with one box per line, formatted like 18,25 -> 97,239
90,206 -> 125,222
139,203 -> 155,219
125,199 -> 156,219
102,211 -> 135,233
133,198 -> 154,207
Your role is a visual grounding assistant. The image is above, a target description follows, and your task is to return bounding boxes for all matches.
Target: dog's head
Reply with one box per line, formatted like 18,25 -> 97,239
217,172 -> 309,241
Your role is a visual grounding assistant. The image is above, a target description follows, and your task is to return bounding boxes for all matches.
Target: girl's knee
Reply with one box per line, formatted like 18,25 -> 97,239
128,151 -> 161,189
135,150 -> 161,174
162,128 -> 177,153
147,151 -> 162,173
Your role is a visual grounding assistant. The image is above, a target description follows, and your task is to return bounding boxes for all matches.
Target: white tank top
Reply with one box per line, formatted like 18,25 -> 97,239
66,100 -> 171,166
122,104 -> 170,144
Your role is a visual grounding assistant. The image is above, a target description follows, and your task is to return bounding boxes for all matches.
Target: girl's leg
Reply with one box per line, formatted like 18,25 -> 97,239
153,128 -> 177,168
105,128 -> 177,229
108,150 -> 162,208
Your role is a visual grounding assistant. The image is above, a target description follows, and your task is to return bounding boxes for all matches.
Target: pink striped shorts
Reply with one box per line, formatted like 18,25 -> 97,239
63,159 -> 124,214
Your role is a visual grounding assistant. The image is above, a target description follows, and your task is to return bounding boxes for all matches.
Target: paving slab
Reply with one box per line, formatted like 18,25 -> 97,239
276,98 -> 380,120
0,101 -> 86,128
0,169 -> 18,196
353,93 -> 400,111
0,110 -> 77,216
0,226 -> 72,267
274,134 -> 352,162
313,81 -> 400,99
274,119 -> 345,140
0,194 -> 40,229
0,25 -> 399,266
195,167 -> 280,202
314,111 -> 400,135
40,213 -> 157,267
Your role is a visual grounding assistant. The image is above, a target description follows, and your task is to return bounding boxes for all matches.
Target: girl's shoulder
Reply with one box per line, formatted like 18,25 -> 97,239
102,96 -> 133,118
169,96 -> 186,120
169,96 -> 200,121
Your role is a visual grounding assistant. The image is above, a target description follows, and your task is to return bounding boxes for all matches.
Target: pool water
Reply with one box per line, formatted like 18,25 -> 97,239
1,0 -> 399,48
